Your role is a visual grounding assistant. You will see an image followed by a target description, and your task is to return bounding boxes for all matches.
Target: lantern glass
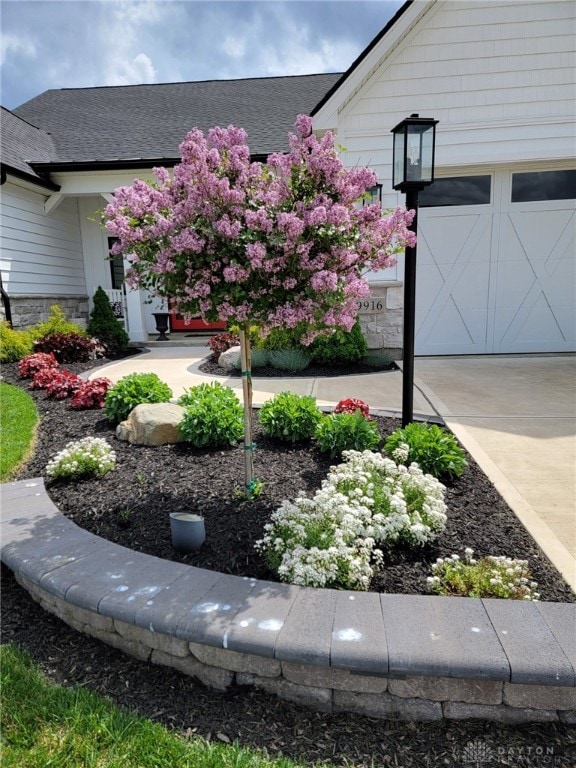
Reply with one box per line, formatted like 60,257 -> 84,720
391,115 -> 438,191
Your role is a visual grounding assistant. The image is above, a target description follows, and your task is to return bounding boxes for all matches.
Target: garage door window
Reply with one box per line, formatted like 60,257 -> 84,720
511,170 -> 576,203
419,175 -> 491,207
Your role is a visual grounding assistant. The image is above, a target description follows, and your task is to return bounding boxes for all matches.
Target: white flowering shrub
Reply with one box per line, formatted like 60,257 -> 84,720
256,450 -> 447,590
46,437 -> 116,481
427,548 -> 540,600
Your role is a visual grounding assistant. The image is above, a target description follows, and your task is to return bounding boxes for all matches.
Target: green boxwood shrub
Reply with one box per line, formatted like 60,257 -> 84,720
384,422 -> 468,480
308,320 -> 368,366
104,372 -> 172,424
178,382 -> 243,447
0,322 -> 34,362
315,411 -> 381,458
87,287 -> 129,355
259,392 -> 322,443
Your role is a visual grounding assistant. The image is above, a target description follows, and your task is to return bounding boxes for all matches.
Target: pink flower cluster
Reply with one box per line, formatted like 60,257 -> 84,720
104,115 -> 415,338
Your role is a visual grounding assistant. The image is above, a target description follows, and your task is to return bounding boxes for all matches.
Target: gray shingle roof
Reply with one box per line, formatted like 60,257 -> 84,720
12,74 -> 342,165
0,107 -> 59,177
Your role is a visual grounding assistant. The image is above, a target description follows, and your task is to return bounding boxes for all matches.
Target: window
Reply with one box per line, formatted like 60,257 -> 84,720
107,237 -> 124,290
511,170 -> 576,203
419,176 -> 491,208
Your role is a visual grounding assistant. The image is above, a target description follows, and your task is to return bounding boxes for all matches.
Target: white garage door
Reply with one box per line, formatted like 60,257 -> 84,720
414,168 -> 575,355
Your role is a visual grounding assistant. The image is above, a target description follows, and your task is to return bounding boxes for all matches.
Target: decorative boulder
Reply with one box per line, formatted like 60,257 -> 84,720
218,345 -> 241,370
116,403 -> 186,446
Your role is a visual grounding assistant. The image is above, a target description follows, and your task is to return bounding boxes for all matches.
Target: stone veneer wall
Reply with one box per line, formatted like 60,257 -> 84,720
7,295 -> 89,329
356,283 -> 404,357
15,572 -> 576,725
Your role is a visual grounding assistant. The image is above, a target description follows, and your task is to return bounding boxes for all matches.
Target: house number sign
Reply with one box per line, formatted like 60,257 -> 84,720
357,299 -> 385,312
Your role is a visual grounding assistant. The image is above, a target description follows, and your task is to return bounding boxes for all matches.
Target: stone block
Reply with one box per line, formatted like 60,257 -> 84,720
189,641 -> 281,677
536,602 -> 576,675
113,618 -> 157,648
85,626 -> 152,662
482,599 -> 575,685
333,690 -> 442,721
134,567 -> 222,636
559,710 -> 576,724
388,676 -> 502,705
282,661 -> 387,693
275,588 -> 337,667
151,649 -> 233,690
331,590 -> 387,674
223,580 -> 299,658
237,673 -> 332,712
176,574 -> 257,646
386,287 -> 403,310
381,594 -> 509,680
116,403 -> 186,446
443,701 -> 558,723
504,683 -> 576,710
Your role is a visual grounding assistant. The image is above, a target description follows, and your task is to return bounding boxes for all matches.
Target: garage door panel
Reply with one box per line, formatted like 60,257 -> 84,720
501,210 -> 574,265
416,305 -> 488,355
495,290 -> 569,352
418,214 -> 490,266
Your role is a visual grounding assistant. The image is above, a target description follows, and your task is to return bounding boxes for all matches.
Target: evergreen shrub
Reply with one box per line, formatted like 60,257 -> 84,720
87,287 -> 129,355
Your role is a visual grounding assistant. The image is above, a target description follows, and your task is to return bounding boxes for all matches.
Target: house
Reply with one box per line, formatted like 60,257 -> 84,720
1,0 -> 574,355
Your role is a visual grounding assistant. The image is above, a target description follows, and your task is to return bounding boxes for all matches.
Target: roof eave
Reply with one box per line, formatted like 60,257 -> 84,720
0,163 -> 61,192
310,0 -> 414,117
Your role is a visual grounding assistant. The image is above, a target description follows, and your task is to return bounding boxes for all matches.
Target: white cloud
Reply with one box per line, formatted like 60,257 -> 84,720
0,32 -> 37,66
106,52 -> 157,86
221,35 -> 246,60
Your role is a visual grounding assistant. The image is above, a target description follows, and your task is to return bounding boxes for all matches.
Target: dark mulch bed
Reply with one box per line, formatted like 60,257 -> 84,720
198,357 -> 397,378
2,356 -> 576,766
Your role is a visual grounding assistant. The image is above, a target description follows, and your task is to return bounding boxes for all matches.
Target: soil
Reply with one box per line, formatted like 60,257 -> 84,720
2,355 -> 576,767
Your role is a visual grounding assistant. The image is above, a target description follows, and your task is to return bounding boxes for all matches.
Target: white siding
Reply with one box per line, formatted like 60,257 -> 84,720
329,0 -> 575,185
0,181 -> 86,295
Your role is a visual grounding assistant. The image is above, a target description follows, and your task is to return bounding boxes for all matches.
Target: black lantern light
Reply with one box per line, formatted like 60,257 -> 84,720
392,114 -> 438,191
391,114 -> 438,427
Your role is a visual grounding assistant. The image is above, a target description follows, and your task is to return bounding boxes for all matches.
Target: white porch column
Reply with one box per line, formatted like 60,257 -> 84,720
124,284 -> 148,342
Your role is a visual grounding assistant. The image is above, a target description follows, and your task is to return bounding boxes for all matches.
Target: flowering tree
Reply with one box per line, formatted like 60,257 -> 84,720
104,115 -> 415,493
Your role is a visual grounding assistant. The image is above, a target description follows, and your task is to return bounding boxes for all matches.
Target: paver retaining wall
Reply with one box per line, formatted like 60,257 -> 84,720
2,479 -> 575,724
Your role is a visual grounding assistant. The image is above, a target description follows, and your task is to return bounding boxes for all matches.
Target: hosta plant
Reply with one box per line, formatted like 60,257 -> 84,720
256,449 -> 447,590
427,549 -> 540,600
104,373 -> 173,424
178,381 -> 244,448
46,437 -> 116,481
18,352 -> 59,379
259,392 -> 322,443
70,378 -> 113,410
384,422 -> 468,480
315,411 -> 381,458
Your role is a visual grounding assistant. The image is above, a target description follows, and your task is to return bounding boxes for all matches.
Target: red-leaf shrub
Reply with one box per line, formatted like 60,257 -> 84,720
18,352 -> 59,379
207,332 -> 240,361
45,370 -> 83,400
334,397 -> 370,418
70,377 -> 113,410
30,367 -> 61,390
34,332 -> 96,363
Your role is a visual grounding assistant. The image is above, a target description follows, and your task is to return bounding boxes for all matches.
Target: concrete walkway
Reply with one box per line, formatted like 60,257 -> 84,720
89,348 -> 576,592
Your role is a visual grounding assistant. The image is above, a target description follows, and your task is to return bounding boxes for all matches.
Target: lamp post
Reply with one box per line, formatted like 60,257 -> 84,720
391,114 -> 438,427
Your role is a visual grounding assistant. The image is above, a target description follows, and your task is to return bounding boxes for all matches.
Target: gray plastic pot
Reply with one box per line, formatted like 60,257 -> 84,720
169,512 -> 206,553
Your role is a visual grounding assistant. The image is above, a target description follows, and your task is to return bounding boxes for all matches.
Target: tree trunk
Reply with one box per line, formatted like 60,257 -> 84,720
239,326 -> 255,495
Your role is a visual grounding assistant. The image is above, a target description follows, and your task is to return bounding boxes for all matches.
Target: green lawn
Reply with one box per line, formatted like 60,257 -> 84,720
0,381 -> 38,481
0,645 -> 310,768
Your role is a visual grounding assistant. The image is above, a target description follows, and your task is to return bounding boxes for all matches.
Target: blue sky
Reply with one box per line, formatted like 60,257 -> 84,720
1,0 -> 404,109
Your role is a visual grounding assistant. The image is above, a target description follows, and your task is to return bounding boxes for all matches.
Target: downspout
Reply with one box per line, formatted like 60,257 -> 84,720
0,169 -> 13,325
